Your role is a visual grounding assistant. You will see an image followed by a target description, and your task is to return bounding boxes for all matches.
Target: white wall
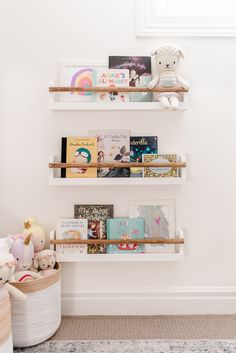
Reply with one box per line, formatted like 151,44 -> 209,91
1,0 -> 236,314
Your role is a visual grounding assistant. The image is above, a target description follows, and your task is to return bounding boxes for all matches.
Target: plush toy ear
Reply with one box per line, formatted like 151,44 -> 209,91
151,48 -> 157,56
53,251 -> 59,263
33,254 -> 39,269
179,49 -> 185,59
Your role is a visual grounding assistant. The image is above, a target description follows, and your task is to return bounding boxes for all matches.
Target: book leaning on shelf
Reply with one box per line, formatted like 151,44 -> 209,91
61,136 -> 97,178
56,218 -> 88,255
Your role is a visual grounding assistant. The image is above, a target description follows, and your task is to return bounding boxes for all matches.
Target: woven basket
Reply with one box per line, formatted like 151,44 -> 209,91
10,265 -> 61,347
0,287 -> 13,353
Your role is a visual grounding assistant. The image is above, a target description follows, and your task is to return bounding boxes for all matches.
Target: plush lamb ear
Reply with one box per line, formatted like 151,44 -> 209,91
179,49 -> 185,59
53,251 -> 59,263
151,48 -> 157,56
33,254 -> 39,269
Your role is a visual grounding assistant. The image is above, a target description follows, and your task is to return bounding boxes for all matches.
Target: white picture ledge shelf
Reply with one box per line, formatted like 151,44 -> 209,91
50,229 -> 184,263
49,155 -> 186,186
49,84 -> 188,111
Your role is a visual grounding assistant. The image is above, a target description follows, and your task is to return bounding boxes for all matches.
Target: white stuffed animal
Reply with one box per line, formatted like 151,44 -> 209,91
22,217 -> 46,253
33,249 -> 59,277
148,43 -> 190,110
0,252 -> 26,300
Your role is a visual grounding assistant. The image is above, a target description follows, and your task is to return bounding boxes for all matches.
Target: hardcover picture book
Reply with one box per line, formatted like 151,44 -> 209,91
93,69 -> 129,102
143,154 -> 178,178
61,137 -> 97,178
74,204 -> 114,254
56,218 -> 88,255
109,56 -> 152,102
89,130 -> 130,177
129,200 -> 176,253
130,136 -> 158,177
107,218 -> 145,254
59,63 -> 99,102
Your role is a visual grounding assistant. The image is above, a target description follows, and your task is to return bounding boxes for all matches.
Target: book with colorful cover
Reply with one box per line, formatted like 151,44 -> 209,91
93,69 -> 129,102
107,218 -> 145,254
89,130 -> 130,177
74,204 -> 114,254
59,63 -> 101,102
56,218 -> 88,255
109,56 -> 152,102
130,136 -> 158,177
142,154 -> 178,178
61,137 -> 97,178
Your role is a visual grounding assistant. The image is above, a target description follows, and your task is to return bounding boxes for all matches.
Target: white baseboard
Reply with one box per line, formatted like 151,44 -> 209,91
62,287 -> 236,315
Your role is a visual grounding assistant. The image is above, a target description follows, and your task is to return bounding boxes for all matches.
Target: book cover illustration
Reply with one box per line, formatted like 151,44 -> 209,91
56,218 -> 88,255
143,154 -> 178,178
93,69 -> 129,102
59,64 -> 97,102
89,130 -> 130,178
107,218 -> 145,254
130,136 -> 158,177
109,56 -> 152,102
129,200 -> 175,253
74,204 -> 114,254
61,137 -> 97,178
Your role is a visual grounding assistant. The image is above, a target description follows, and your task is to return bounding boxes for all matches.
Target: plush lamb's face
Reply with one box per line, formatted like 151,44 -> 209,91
39,256 -> 56,270
156,55 -> 179,72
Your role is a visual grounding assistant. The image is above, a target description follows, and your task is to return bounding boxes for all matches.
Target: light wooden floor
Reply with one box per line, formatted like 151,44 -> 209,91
52,315 -> 236,340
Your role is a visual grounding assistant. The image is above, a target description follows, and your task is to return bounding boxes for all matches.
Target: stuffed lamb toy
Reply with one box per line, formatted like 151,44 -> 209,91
148,43 -> 190,110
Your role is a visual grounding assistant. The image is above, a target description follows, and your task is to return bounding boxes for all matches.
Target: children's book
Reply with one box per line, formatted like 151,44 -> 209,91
89,130 -> 130,177
93,69 -> 129,102
107,218 -> 145,254
59,63 -> 99,102
143,154 -> 178,178
61,137 -> 97,178
56,218 -> 88,255
74,204 -> 114,254
109,56 -> 152,102
130,136 -> 158,177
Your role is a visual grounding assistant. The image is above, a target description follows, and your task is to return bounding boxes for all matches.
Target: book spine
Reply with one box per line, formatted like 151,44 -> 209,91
61,137 -> 67,178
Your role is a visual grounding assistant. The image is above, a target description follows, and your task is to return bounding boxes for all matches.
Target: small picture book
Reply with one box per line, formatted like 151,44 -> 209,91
107,218 -> 145,254
56,218 -> 88,255
130,136 -> 158,177
89,130 -> 130,177
59,63 -> 97,102
109,56 -> 152,102
61,137 -> 97,178
93,69 -> 129,102
74,204 -> 114,254
142,154 -> 178,178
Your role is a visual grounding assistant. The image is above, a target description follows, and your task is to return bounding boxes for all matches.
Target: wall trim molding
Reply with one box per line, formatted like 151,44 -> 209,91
62,287 -> 236,315
136,0 -> 236,37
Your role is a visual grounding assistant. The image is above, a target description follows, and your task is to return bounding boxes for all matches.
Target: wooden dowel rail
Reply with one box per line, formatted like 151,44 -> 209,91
49,86 -> 188,93
50,238 -> 184,245
49,162 -> 186,169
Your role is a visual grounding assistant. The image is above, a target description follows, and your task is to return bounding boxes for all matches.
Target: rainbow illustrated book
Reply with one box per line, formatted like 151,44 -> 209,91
130,136 -> 158,177
56,218 -> 88,255
109,56 -> 152,102
142,154 -> 178,178
61,137 -> 97,178
92,69 -> 129,102
74,204 -> 114,254
89,130 -> 130,177
107,218 -> 145,254
59,63 -> 101,102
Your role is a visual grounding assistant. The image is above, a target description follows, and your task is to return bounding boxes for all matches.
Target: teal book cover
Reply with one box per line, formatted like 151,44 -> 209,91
107,218 -> 145,254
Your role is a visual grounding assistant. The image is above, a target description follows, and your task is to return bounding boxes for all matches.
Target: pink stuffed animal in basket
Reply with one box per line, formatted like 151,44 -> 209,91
33,249 -> 59,277
9,234 -> 41,282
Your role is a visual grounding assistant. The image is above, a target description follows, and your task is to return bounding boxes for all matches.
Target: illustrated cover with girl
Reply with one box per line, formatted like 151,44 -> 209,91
109,56 -> 152,102
61,137 -> 97,178
93,69 -> 129,102
107,218 -> 145,254
74,204 -> 114,254
89,130 -> 130,177
56,218 -> 88,255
